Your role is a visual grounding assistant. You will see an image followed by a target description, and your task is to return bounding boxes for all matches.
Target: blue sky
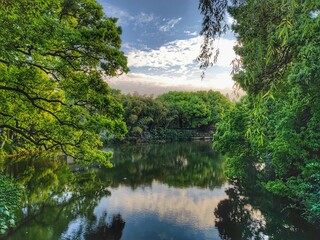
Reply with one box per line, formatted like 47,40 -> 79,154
98,0 -> 237,95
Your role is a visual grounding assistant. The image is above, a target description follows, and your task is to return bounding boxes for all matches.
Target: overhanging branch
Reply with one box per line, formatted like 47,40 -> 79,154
0,85 -> 78,128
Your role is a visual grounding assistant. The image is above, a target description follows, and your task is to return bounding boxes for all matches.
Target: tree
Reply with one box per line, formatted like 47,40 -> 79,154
209,0 -> 320,224
198,0 -> 243,76
158,91 -> 231,129
113,92 -> 169,140
0,0 -> 129,166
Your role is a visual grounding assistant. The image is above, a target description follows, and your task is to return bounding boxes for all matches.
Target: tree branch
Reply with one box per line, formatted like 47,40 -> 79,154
0,124 -> 45,147
0,86 -> 77,128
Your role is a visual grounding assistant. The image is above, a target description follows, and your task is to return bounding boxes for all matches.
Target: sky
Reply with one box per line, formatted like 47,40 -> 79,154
98,0 -> 237,96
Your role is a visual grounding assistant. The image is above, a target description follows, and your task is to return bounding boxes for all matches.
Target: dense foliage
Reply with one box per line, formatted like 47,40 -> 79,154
0,175 -> 22,234
114,92 -> 169,140
211,1 -> 320,224
158,90 -> 231,129
0,0 -> 128,166
113,90 -> 232,142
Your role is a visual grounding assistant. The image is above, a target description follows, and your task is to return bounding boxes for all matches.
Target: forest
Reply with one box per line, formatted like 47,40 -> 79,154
0,0 -> 319,236
112,90 -> 232,142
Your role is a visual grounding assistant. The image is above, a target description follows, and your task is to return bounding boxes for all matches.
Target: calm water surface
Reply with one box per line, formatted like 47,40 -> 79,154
2,142 -> 319,240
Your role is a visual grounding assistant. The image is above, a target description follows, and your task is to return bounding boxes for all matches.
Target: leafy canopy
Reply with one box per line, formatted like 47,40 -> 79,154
158,91 -> 231,129
0,0 -> 129,166
206,0 -> 320,224
111,90 -> 231,142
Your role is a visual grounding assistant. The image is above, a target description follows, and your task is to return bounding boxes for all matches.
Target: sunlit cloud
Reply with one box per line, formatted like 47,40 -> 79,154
125,36 -> 236,76
106,36 -> 237,95
101,2 -> 237,95
106,71 -> 236,97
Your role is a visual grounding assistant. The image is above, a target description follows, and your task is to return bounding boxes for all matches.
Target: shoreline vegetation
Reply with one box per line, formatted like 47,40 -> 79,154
108,90 -> 231,144
108,129 -> 214,144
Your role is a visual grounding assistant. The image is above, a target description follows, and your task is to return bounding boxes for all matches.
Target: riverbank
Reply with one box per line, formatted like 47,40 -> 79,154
107,128 -> 214,144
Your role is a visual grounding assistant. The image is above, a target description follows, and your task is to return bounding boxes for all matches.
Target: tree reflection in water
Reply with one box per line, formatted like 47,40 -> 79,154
61,213 -> 125,240
214,186 -> 266,240
3,142 -> 225,240
3,154 -> 126,240
214,181 -> 319,240
101,142 -> 226,190
85,214 -> 125,240
2,143 -> 318,239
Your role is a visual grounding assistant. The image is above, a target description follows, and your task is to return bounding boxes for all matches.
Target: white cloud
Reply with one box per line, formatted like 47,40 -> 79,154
310,10 -> 320,19
108,36 -> 238,94
226,13 -> 235,25
127,36 -> 236,70
106,70 -> 236,96
159,17 -> 182,32
103,6 -> 158,27
184,30 -> 198,36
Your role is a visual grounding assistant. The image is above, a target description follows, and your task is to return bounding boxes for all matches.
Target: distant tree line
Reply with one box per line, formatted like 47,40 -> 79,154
112,90 -> 232,142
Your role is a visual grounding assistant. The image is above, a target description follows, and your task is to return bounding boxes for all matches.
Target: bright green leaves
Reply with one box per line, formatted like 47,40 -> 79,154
113,91 -> 232,142
158,90 -> 232,129
115,93 -> 169,139
211,0 -> 320,224
214,97 -> 256,180
277,18 -> 292,47
0,0 -> 128,166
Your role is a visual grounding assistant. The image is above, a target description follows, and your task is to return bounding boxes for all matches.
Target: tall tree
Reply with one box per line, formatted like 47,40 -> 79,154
0,0 -> 129,166
205,0 -> 320,224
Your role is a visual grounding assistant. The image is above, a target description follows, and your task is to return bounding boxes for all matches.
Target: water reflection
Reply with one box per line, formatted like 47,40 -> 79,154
215,185 -> 267,240
3,142 -> 227,240
3,155 -> 118,240
95,182 -> 227,228
101,142 -> 226,189
1,142 -> 318,240
97,142 -> 228,239
214,183 -> 319,240
61,213 -> 125,240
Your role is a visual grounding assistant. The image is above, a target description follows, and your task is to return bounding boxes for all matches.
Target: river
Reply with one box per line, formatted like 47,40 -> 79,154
2,142 -> 318,239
